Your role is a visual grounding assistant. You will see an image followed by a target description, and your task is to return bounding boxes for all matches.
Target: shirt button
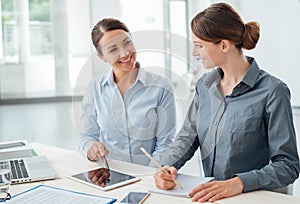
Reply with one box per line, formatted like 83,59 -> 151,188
214,121 -> 217,126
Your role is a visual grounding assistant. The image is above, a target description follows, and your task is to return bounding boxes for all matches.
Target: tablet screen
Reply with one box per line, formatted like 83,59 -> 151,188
69,167 -> 140,191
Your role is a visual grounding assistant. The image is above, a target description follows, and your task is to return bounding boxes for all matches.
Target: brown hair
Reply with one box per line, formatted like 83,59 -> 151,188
91,18 -> 130,54
191,2 -> 260,50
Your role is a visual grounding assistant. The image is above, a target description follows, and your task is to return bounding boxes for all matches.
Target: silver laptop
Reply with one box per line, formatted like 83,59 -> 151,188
8,155 -> 56,184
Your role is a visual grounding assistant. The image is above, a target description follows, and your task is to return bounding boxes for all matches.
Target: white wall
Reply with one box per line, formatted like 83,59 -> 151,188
90,0 -> 120,25
211,0 -> 300,106
67,0 -> 91,56
241,0 -> 300,106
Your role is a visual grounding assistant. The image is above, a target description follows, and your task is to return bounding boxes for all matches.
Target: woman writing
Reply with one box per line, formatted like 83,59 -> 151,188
154,2 -> 300,202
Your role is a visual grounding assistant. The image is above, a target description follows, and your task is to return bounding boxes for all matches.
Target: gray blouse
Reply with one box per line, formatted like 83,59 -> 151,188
158,56 -> 300,192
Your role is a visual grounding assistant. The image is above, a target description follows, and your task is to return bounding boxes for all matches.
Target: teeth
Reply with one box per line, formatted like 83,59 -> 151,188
120,56 -> 131,63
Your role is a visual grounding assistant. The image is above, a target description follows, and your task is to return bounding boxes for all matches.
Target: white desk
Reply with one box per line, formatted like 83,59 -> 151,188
10,143 -> 300,204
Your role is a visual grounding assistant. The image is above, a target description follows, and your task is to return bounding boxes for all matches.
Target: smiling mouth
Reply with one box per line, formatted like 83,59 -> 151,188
119,54 -> 132,63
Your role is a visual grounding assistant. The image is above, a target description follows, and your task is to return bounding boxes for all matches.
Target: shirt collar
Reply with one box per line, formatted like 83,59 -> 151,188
100,67 -> 147,87
240,56 -> 260,88
203,56 -> 260,88
100,68 -> 114,87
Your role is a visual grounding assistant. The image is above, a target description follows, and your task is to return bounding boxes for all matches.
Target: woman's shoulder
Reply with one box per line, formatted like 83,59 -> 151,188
258,69 -> 288,91
195,68 -> 220,89
142,69 -> 173,88
85,70 -> 110,91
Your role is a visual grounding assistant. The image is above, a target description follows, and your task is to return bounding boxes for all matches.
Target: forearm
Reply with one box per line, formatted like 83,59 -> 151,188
172,137 -> 199,169
236,159 -> 300,192
155,133 -> 199,168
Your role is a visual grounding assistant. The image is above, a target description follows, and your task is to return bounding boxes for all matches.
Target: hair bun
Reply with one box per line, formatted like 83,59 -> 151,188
242,21 -> 260,50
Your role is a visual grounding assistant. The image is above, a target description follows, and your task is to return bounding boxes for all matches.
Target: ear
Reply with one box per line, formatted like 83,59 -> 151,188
97,53 -> 107,62
220,40 -> 231,53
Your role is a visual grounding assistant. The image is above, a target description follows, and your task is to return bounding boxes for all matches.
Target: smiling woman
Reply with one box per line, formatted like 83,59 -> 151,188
78,18 -> 177,167
97,30 -> 137,84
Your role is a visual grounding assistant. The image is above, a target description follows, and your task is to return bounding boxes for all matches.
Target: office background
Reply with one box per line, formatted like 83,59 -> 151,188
0,0 -> 299,196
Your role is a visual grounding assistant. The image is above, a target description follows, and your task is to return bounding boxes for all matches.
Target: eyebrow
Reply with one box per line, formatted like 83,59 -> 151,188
107,45 -> 117,50
122,36 -> 130,43
193,41 -> 202,44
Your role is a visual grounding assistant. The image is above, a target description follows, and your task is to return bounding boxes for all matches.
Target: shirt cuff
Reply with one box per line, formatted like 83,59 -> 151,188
82,141 -> 96,160
235,171 -> 259,192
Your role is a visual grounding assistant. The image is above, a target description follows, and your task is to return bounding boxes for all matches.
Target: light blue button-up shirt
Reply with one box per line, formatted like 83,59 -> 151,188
79,67 -> 176,166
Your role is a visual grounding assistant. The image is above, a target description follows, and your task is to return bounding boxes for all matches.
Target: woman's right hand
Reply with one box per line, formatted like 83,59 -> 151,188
154,166 -> 178,190
87,142 -> 109,161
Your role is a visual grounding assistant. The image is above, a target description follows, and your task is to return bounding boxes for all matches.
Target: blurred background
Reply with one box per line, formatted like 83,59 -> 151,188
0,0 -> 299,195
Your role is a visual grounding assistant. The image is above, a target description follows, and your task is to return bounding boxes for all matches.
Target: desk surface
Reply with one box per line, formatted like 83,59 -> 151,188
10,143 -> 300,204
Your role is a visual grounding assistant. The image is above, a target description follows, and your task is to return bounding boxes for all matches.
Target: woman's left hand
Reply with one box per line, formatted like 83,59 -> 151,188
189,176 -> 244,203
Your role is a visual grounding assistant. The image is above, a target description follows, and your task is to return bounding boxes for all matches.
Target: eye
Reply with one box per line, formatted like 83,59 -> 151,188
108,48 -> 117,53
194,43 -> 202,50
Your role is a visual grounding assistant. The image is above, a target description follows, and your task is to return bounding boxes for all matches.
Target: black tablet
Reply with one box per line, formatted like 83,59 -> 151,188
68,167 -> 141,191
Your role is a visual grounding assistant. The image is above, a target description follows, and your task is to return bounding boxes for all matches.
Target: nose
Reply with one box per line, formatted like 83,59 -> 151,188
119,46 -> 129,58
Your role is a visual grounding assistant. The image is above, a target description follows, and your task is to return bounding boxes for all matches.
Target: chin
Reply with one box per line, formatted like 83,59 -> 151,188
204,65 -> 215,69
115,62 -> 136,72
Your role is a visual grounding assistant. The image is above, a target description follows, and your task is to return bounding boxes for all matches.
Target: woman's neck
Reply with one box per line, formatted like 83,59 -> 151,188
220,54 -> 250,85
219,54 -> 250,96
113,67 -> 139,98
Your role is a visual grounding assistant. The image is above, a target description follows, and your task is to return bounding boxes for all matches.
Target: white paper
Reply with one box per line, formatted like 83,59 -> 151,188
149,174 -> 214,197
7,185 -> 115,204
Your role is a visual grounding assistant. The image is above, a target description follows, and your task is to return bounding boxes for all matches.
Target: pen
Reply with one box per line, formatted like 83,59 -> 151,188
103,156 -> 110,171
96,157 -> 110,171
99,133 -> 110,171
140,147 -> 183,189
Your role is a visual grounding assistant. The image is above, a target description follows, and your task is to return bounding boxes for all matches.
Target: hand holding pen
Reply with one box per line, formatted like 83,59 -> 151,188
87,132 -> 109,161
140,147 -> 183,189
87,142 -> 109,161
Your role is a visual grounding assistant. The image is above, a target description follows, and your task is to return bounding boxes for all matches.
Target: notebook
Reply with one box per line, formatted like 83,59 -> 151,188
8,156 -> 56,184
148,173 -> 214,197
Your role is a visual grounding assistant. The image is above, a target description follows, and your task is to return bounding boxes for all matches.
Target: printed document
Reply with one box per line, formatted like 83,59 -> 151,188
6,185 -> 116,204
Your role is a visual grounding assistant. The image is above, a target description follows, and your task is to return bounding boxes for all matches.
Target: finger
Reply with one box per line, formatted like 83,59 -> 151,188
157,171 -> 175,181
190,181 -> 214,195
87,143 -> 100,160
191,188 -> 209,202
97,143 -> 108,157
87,149 -> 97,160
198,191 -> 218,203
208,192 -> 225,203
157,166 -> 177,180
154,172 -> 176,190
154,171 -> 172,183
156,179 -> 176,190
190,185 -> 219,202
97,153 -> 104,161
167,167 -> 177,178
